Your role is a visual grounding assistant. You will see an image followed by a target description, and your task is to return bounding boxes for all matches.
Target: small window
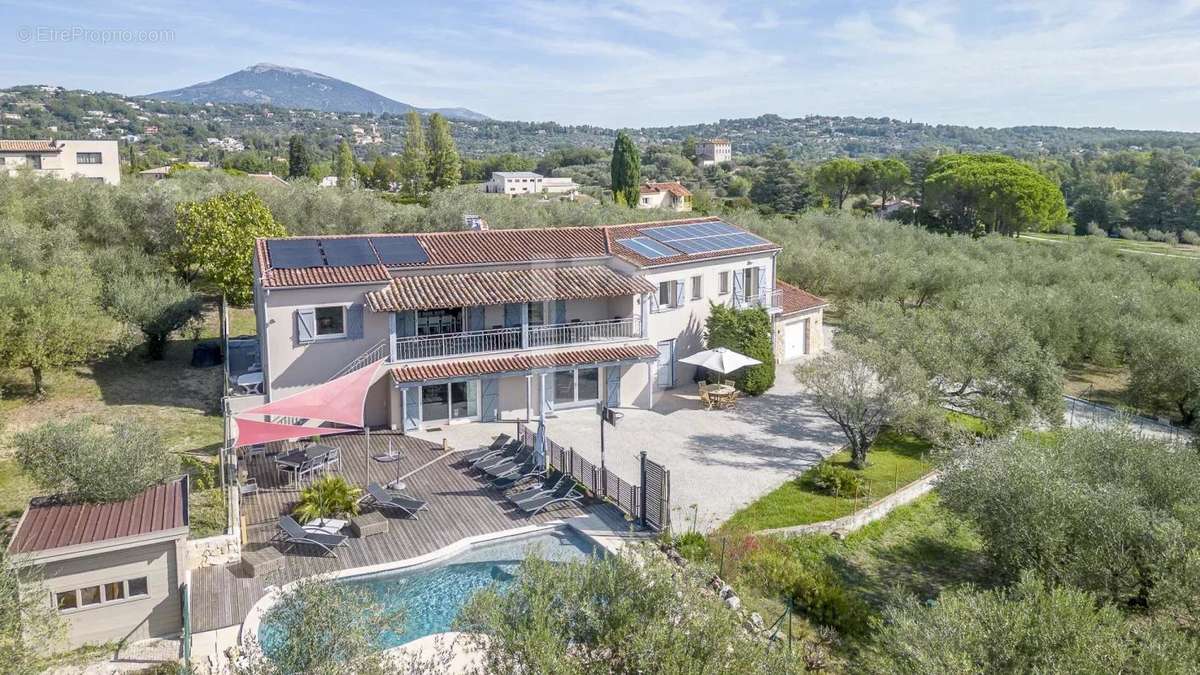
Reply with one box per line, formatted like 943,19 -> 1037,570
658,281 -> 671,308
76,152 -> 103,164
26,154 -> 42,169
104,581 -> 125,602
718,271 -> 730,295
127,577 -> 149,597
314,306 -> 345,337
56,591 -> 78,611
690,275 -> 702,300
79,586 -> 101,606
528,302 -> 545,326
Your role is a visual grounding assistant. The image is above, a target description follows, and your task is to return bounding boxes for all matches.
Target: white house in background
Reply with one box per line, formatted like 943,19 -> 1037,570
638,181 -> 693,212
696,138 -> 732,166
245,217 -> 827,431
138,161 -> 211,180
541,176 -> 580,195
0,139 -> 121,185
485,171 -> 543,194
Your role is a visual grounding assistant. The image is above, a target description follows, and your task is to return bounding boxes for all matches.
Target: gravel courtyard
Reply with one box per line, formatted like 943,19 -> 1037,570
419,363 -> 844,532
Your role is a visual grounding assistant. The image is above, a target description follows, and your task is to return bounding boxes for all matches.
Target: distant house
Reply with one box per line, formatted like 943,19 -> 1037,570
696,139 -> 731,166
7,478 -> 190,651
541,176 -> 580,195
247,172 -> 288,186
138,161 -> 211,180
638,181 -> 693,212
0,139 -> 121,185
319,176 -> 339,188
485,171 -> 543,194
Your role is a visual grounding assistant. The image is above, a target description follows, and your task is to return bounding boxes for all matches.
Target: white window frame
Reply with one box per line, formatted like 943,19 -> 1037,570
657,281 -> 673,311
54,576 -> 150,615
312,304 -> 348,340
718,271 -> 730,295
552,367 -> 601,408
75,151 -> 103,165
690,275 -> 702,301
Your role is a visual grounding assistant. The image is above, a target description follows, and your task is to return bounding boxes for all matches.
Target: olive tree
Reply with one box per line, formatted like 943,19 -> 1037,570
0,549 -> 63,673
15,419 -> 179,503
795,339 -> 927,468
937,426 -> 1200,610
1126,320 -> 1200,427
861,574 -> 1200,674
107,273 -> 202,360
173,190 -> 284,304
456,546 -> 811,674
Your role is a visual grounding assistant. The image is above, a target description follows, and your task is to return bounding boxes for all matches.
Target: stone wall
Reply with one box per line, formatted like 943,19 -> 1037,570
187,533 -> 241,569
757,471 -> 940,539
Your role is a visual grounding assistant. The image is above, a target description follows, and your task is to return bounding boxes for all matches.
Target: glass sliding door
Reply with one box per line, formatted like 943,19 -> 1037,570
450,380 -> 479,420
421,384 -> 449,424
577,367 -> 599,401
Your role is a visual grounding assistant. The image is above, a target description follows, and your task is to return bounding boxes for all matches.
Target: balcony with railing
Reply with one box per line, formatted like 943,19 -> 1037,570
732,288 -> 783,313
393,316 -> 643,362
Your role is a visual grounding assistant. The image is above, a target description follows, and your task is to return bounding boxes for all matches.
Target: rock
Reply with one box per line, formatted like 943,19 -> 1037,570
719,584 -> 734,599
748,612 -> 765,632
725,595 -> 742,611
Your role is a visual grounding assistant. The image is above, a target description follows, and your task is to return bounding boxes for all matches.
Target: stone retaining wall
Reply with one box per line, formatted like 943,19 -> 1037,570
188,533 -> 241,569
757,471 -> 940,539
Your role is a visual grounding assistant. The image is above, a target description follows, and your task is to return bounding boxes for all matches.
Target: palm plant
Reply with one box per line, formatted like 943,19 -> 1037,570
292,475 -> 362,523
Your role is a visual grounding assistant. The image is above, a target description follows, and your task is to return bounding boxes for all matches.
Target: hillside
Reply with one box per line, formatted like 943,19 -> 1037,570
146,63 -> 488,121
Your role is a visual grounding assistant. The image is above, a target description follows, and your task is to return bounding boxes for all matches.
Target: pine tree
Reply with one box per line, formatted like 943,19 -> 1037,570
398,111 -> 428,196
287,135 -> 312,179
611,131 -> 641,207
426,113 -> 461,191
333,140 -> 354,187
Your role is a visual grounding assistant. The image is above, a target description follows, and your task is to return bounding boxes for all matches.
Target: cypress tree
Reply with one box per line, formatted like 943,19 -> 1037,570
333,140 -> 354,187
611,131 -> 641,207
399,111 -> 428,196
287,135 -> 312,179
426,113 -> 461,191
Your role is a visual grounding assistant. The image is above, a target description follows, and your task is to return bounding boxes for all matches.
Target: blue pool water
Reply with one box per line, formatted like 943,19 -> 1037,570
259,528 -> 598,649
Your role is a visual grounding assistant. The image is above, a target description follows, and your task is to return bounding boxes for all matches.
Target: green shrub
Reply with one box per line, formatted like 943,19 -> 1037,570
188,487 -> 227,538
704,304 -> 775,395
805,461 -> 871,499
788,567 -> 871,638
292,475 -> 362,523
181,454 -> 218,490
673,531 -> 708,562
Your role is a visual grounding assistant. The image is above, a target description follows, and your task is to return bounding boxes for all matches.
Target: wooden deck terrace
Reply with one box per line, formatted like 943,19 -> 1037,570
191,430 -> 627,633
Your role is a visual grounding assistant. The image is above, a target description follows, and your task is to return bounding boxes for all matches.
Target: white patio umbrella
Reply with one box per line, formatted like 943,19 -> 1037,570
678,347 -> 761,374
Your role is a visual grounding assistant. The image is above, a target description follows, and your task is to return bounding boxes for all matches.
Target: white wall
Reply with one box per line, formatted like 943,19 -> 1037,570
0,140 -> 120,185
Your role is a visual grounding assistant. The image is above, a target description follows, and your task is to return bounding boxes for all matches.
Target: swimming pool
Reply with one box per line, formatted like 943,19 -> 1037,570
257,526 -> 599,650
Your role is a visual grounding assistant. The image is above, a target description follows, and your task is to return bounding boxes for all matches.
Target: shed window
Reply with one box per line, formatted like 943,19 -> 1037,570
128,577 -> 149,597
79,586 -> 101,606
56,591 -> 78,611
103,581 -> 125,602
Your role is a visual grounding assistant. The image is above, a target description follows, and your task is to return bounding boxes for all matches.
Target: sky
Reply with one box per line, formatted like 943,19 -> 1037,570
3,0 -> 1200,131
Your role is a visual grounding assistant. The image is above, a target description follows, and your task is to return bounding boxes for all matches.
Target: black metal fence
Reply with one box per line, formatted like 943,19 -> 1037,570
520,425 -> 670,532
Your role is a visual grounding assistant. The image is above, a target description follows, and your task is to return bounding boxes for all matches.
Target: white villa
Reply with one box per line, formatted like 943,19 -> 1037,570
0,139 -> 121,185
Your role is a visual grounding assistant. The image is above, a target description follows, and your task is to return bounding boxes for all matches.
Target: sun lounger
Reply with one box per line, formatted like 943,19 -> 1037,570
489,458 -> 542,489
514,478 -> 583,515
277,515 -> 348,557
363,482 -> 429,519
459,434 -> 512,464
507,473 -> 571,505
480,447 -> 534,478
472,439 -> 523,470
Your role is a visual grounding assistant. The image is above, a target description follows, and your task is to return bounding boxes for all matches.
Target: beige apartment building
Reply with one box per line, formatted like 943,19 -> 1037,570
242,218 -> 825,433
0,139 -> 121,185
697,138 -> 732,166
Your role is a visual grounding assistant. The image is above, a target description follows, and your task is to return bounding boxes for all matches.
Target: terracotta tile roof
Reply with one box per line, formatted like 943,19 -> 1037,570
255,218 -> 782,288
777,281 -> 828,316
365,265 -> 655,312
0,139 -> 61,152
391,344 -> 660,383
640,181 -> 692,198
8,477 -> 188,555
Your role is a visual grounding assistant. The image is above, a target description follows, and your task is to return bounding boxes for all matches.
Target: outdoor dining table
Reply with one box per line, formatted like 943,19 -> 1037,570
707,384 -> 737,409
274,444 -> 334,485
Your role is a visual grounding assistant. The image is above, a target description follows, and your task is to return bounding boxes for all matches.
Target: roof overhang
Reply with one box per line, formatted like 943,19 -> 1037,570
390,343 -> 660,384
366,265 -> 655,312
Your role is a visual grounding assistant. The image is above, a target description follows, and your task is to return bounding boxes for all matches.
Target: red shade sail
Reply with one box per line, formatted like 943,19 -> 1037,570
232,418 -> 357,449
239,360 -> 384,427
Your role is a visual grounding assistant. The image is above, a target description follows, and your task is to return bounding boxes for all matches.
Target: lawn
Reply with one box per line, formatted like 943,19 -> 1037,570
720,430 -> 935,533
1021,232 -> 1200,260
0,302 -> 254,541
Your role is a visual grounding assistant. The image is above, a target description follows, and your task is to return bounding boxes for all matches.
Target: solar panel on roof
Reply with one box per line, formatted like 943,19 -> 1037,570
370,236 -> 429,265
639,220 -> 770,255
617,236 -> 679,259
642,220 -> 742,243
321,238 -> 379,267
267,239 -> 324,269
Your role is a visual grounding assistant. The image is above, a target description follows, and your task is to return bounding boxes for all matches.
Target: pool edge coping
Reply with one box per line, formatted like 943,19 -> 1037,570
238,519 -> 609,648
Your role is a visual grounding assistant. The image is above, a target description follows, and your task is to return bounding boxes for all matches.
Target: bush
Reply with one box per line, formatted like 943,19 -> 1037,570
1181,229 -> 1200,245
1086,222 -> 1108,237
292,475 -> 362,523
181,454 -> 219,490
805,461 -> 871,498
1118,226 -> 1148,241
673,531 -> 708,562
704,304 -> 775,395
15,419 -> 179,503
1146,228 -> 1168,242
188,487 -> 227,538
1164,233 -> 1179,246
735,540 -> 870,637
1053,222 -> 1075,235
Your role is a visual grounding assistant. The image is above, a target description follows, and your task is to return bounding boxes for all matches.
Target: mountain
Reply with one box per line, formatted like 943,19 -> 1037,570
145,63 -> 488,121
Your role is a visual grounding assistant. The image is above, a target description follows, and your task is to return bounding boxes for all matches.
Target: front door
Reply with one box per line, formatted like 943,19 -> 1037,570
656,339 -> 675,390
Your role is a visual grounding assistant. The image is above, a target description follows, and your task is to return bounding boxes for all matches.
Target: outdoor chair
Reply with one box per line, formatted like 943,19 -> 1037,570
459,434 -> 512,464
474,442 -> 527,472
507,473 -> 572,506
723,379 -> 736,389
471,439 -> 522,470
363,482 -> 429,519
239,478 -> 259,498
489,456 -> 542,488
514,478 -> 583,515
698,382 -> 713,410
277,515 -> 348,557
480,446 -> 534,479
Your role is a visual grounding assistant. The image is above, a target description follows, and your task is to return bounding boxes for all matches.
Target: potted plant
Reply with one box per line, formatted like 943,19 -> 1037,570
292,475 -> 362,524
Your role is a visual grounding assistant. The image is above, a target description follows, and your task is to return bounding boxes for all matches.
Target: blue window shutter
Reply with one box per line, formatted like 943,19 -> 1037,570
403,387 -> 420,430
296,308 -> 316,344
606,366 -> 621,407
504,303 -> 522,328
468,306 -> 485,332
554,300 -> 567,324
480,377 -> 499,422
675,280 -> 685,307
396,310 -> 415,337
347,304 -> 364,340
732,271 -> 744,307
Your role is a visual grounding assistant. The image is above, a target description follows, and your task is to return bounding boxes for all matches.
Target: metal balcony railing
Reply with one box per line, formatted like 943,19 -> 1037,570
732,288 -> 783,312
394,317 -> 642,362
